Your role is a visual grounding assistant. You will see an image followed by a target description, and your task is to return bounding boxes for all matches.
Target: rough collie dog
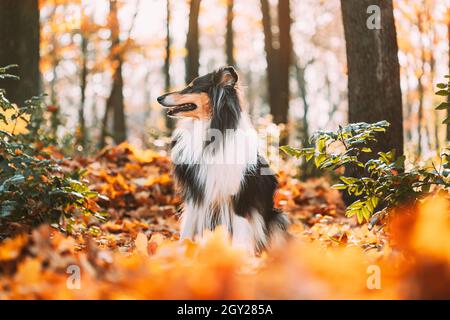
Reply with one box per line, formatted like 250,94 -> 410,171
157,66 -> 288,253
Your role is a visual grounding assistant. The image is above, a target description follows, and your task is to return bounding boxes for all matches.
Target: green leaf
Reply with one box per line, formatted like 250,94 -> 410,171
369,196 -> 379,210
361,206 -> 371,221
340,176 -> 358,185
317,138 -> 326,153
348,200 -> 363,210
436,83 -> 448,89
305,152 -> 314,161
379,151 -> 394,164
356,211 -> 364,224
280,145 -> 301,158
314,153 -> 327,168
436,102 -> 450,110
346,209 -> 356,218
346,197 -> 378,223
332,184 -> 347,190
436,90 -> 449,96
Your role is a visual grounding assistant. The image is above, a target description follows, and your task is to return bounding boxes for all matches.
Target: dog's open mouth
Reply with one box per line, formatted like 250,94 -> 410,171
166,103 -> 197,116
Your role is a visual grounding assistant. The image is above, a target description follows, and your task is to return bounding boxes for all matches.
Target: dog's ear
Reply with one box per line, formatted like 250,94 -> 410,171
216,66 -> 238,87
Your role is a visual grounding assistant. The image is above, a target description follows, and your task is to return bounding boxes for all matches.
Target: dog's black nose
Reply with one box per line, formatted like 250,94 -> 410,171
157,96 -> 164,103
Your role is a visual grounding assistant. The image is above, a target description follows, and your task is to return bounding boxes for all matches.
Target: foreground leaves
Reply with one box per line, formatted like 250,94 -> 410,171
0,143 -> 449,299
0,197 -> 449,299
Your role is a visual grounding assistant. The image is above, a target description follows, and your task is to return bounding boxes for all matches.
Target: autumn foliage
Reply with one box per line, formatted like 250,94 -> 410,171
1,142 -> 450,300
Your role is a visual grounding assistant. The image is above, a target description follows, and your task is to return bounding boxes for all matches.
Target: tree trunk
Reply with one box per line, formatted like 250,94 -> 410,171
416,11 -> 427,157
295,60 -> 315,179
111,60 -> 126,144
447,11 -> 450,141
417,70 -> 424,157
341,0 -> 403,159
185,0 -> 201,83
260,0 -> 278,121
276,0 -> 291,125
404,68 -> 413,143
260,0 -> 291,125
325,73 -> 339,127
49,52 -> 59,106
79,34 -> 88,150
100,101 -> 111,149
430,29 -> 439,152
101,0 -> 127,147
0,0 -> 40,106
226,0 -> 235,67
165,0 -> 174,131
294,61 -> 310,145
48,5 -> 59,107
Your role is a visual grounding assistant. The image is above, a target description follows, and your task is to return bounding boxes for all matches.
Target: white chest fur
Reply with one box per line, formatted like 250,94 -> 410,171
171,114 -> 258,203
171,114 -> 263,251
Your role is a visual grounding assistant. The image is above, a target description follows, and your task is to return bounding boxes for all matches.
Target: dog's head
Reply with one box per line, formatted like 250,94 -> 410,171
157,66 -> 241,130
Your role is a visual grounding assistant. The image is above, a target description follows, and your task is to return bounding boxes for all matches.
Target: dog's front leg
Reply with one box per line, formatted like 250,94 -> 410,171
231,215 -> 255,254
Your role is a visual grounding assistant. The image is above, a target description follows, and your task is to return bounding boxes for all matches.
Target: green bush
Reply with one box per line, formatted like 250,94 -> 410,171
0,65 -> 106,238
435,76 -> 450,122
282,119 -> 450,224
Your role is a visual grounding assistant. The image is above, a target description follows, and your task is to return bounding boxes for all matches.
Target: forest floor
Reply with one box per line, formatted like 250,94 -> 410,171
0,143 -> 449,299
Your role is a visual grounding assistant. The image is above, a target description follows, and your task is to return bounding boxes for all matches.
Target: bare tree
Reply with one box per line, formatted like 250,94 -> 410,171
79,34 -> 88,149
417,46 -> 425,157
260,0 -> 292,125
47,4 -> 60,107
416,10 -> 435,157
294,58 -> 314,145
164,0 -> 174,131
226,0 -> 235,66
403,65 -> 413,143
100,0 -> 139,147
185,0 -> 201,83
260,0 -> 277,119
295,58 -> 317,179
0,0 -> 40,105
429,15 -> 438,151
447,8 -> 450,141
78,9 -> 91,151
101,0 -> 126,147
277,0 -> 292,125
341,0 -> 403,158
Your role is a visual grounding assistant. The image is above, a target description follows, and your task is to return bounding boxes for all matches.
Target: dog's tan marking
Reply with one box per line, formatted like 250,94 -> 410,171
168,92 -> 212,120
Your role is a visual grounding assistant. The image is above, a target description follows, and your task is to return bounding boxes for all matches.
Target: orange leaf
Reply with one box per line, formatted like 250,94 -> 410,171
135,232 -> 148,257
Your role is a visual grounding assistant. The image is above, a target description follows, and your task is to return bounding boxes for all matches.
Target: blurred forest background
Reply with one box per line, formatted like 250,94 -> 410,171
0,0 -> 449,162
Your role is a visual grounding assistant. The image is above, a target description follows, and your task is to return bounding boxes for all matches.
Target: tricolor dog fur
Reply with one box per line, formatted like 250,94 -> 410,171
157,66 -> 288,253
